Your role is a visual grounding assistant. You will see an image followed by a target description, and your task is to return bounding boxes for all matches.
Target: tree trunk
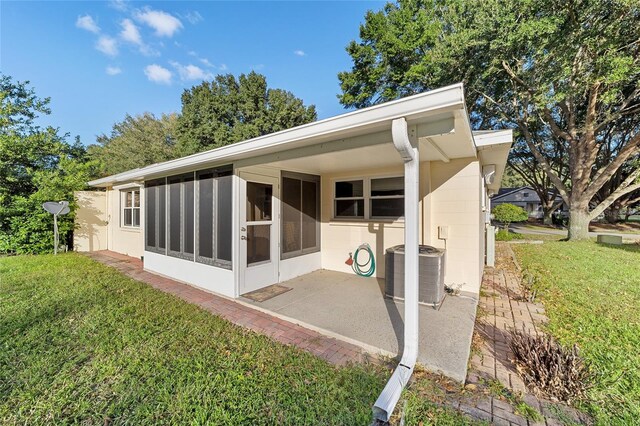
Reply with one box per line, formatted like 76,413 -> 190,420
543,209 -> 554,225
568,207 -> 591,240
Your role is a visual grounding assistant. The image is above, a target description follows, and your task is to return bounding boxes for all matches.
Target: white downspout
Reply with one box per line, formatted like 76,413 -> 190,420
373,117 -> 420,422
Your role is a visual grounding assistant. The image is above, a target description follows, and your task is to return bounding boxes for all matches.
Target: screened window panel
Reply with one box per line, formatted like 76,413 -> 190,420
335,180 -> 363,198
335,199 -> 364,218
282,177 -> 301,254
125,191 -> 133,207
146,166 -> 231,268
158,183 -> 166,249
198,174 -> 214,260
301,180 -> 317,250
371,198 -> 404,218
123,209 -> 133,226
182,178 -> 194,255
246,183 -> 272,221
133,209 -> 140,227
216,174 -> 233,262
371,177 -> 404,196
133,192 -> 140,207
247,224 -> 270,264
169,179 -> 181,252
146,186 -> 156,247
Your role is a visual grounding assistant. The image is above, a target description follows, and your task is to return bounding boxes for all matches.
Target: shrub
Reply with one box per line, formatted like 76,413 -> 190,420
493,203 -> 529,231
510,330 -> 591,404
495,229 -> 523,241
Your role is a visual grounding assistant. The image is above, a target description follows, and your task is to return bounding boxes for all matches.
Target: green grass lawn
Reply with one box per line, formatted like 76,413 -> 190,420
0,253 -> 472,425
512,241 -> 640,425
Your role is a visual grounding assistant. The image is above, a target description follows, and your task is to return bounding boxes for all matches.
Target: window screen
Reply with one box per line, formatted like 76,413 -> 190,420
196,167 -> 232,267
334,179 -> 364,218
145,179 -> 166,253
147,166 -> 232,268
281,172 -> 320,258
333,176 -> 404,220
370,177 -> 404,219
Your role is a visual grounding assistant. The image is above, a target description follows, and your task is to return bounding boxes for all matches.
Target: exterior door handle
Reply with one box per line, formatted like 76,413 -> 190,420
240,236 -> 247,240
241,227 -> 246,232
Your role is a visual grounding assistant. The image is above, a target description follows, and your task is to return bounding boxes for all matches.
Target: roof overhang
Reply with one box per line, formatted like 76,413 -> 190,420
89,84 -> 473,187
474,129 -> 513,192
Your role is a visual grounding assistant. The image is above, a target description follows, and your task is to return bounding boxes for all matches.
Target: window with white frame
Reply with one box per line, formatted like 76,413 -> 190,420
121,189 -> 140,227
333,176 -> 404,220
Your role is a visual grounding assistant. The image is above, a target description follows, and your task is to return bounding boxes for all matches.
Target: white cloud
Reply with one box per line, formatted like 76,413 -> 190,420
182,11 -> 203,25
293,50 -> 306,56
109,0 -> 129,12
106,66 -> 122,76
169,61 -> 213,81
76,15 -> 100,34
119,18 -> 157,56
135,8 -> 183,37
199,57 -> 214,68
218,63 -> 228,71
120,19 -> 142,45
96,35 -> 118,57
144,64 -> 172,84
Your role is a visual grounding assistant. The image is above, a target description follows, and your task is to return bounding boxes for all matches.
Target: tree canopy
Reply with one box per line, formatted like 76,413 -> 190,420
176,71 -> 317,156
89,112 -> 179,177
1,75 -> 96,254
339,0 -> 640,240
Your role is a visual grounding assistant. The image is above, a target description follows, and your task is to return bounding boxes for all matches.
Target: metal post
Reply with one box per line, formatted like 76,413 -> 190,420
53,213 -> 58,255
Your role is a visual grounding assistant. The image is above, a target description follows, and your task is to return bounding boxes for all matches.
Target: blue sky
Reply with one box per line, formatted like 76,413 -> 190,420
1,0 -> 382,145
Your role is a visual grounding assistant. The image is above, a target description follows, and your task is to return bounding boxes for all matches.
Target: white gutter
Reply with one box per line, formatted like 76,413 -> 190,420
373,117 -> 420,422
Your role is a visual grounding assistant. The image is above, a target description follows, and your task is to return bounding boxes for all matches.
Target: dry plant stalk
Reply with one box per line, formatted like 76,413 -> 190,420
510,330 -> 590,404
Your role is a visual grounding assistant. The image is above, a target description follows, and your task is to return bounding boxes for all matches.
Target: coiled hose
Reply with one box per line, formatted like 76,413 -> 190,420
352,243 -> 376,277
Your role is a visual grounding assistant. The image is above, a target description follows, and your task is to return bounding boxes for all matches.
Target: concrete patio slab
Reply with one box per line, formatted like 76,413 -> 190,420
241,269 -> 477,382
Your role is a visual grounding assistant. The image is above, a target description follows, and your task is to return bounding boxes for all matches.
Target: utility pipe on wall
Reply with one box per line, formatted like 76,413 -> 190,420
372,117 -> 420,422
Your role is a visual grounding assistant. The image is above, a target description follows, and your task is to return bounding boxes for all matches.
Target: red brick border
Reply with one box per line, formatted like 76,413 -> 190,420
85,251 -> 367,366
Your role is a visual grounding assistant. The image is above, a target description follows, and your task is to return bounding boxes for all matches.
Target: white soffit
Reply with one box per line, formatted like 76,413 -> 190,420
474,129 -> 514,191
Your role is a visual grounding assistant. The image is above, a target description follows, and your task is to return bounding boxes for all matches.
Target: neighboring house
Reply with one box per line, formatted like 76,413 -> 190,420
491,186 -> 566,219
75,84 -> 512,300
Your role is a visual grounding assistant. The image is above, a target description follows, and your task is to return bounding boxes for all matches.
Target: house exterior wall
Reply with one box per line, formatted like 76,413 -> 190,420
78,157 -> 487,298
144,250 -> 236,297
74,190 -> 108,252
428,159 -> 483,295
320,164 -> 408,279
320,159 -> 485,295
106,185 -> 144,259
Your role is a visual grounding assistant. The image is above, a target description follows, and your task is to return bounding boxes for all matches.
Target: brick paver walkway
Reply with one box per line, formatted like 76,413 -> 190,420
86,250 -> 367,367
86,247 -> 591,425
456,242 -> 590,426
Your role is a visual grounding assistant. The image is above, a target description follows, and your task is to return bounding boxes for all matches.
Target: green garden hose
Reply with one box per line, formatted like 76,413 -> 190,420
352,243 -> 376,277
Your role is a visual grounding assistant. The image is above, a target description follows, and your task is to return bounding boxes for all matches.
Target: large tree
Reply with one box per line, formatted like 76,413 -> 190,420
339,0 -> 640,240
89,112 -> 179,177
0,75 -> 95,253
176,71 -> 317,156
508,128 -> 569,225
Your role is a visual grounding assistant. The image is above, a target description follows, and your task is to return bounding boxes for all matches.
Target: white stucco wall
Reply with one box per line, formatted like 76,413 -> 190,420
74,191 -> 108,252
144,251 -> 236,298
106,185 -> 144,259
428,159 -> 483,295
320,165 -> 417,279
